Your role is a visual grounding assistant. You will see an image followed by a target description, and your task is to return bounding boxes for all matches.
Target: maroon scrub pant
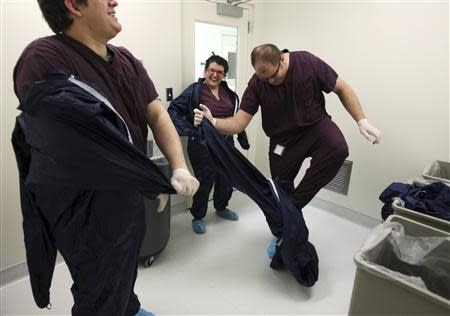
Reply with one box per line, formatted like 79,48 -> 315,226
269,118 -> 349,210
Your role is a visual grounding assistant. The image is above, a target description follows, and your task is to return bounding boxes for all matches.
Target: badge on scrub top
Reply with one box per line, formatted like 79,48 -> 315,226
273,144 -> 285,156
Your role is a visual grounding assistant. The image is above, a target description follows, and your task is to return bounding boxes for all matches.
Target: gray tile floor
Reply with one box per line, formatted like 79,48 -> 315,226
1,192 -> 379,315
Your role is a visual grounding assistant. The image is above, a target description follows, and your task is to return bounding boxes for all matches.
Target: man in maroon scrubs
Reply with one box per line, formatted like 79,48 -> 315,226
194,43 -> 381,256
14,0 -> 198,315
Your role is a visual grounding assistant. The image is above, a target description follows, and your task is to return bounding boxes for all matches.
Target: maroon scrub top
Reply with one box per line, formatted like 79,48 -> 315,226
14,34 -> 158,153
199,84 -> 234,118
240,51 -> 338,144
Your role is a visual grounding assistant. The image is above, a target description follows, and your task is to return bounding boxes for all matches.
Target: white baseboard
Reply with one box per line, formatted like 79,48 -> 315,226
1,254 -> 64,287
309,197 -> 381,228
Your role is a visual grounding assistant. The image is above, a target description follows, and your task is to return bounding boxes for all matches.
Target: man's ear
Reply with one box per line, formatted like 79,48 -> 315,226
64,0 -> 82,17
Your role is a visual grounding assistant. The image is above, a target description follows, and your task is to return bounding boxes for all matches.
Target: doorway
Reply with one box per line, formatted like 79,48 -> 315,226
179,1 -> 254,211
194,22 -> 238,91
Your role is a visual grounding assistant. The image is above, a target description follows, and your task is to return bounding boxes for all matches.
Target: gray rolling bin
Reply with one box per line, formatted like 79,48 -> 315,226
423,160 -> 450,184
139,156 -> 171,267
392,199 -> 450,233
393,176 -> 450,232
348,215 -> 450,315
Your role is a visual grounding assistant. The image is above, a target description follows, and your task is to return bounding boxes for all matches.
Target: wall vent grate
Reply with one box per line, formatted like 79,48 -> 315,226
324,160 -> 353,195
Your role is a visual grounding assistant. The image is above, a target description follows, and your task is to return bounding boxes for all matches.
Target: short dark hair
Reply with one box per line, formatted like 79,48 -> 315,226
37,0 -> 88,34
251,44 -> 282,67
204,55 -> 229,74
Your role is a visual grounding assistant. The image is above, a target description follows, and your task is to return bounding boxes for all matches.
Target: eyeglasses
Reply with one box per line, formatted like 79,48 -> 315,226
259,61 -> 281,82
206,68 -> 225,77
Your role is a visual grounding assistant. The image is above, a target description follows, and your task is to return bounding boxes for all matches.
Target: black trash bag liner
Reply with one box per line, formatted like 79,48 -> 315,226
362,223 -> 450,299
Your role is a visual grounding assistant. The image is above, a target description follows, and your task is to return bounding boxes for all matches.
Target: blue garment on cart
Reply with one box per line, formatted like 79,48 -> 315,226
12,73 -> 175,314
195,120 -> 319,287
379,182 -> 450,221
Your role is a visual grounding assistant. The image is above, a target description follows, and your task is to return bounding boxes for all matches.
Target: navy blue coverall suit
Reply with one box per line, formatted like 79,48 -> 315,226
168,78 -> 249,219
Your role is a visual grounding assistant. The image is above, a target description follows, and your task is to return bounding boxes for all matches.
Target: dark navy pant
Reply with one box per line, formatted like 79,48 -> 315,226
188,137 -> 233,219
32,186 -> 145,316
269,118 -> 349,210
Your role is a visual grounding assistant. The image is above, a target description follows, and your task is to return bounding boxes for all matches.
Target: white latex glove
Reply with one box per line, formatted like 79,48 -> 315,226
156,193 -> 169,212
357,119 -> 382,144
193,104 -> 216,127
170,168 -> 199,196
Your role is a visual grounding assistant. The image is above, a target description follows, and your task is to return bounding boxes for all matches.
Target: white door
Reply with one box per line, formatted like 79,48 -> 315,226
181,1 -> 251,103
194,22 -> 238,91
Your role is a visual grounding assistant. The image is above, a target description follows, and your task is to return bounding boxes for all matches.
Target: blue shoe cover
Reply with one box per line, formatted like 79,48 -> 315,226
192,219 -> 206,234
135,308 -> 156,316
216,208 -> 239,221
267,238 -> 277,258
267,237 -> 283,259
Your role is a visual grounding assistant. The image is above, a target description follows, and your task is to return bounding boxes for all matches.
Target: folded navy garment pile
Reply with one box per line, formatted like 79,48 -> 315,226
379,182 -> 450,221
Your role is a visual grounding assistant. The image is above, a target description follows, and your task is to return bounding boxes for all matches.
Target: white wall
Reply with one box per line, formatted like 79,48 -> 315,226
253,1 -> 449,218
0,1 -> 182,270
1,0 -> 54,273
112,2 -> 183,110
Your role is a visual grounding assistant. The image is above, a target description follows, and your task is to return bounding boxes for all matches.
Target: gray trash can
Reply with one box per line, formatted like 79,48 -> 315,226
392,177 -> 450,232
349,215 -> 450,315
392,199 -> 450,233
139,156 -> 171,267
423,160 -> 450,184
